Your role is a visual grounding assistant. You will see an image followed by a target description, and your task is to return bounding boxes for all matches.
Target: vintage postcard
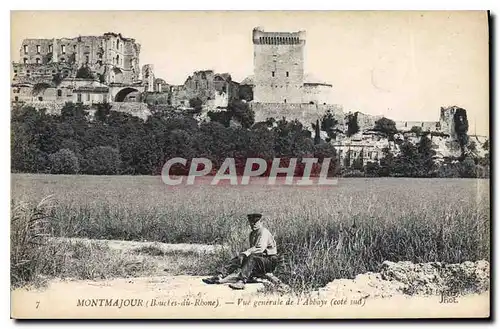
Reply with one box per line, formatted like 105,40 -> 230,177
10,10 -> 490,319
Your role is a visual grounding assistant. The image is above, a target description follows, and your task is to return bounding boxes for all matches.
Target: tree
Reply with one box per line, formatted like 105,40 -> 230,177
83,146 -> 121,175
76,65 -> 94,79
238,85 -> 253,102
351,149 -> 364,171
459,156 -> 476,178
374,117 -> 398,140
378,147 -> 394,177
364,161 -> 381,177
479,139 -> 490,167
228,100 -> 255,129
52,73 -> 64,86
410,126 -> 423,136
343,149 -> 352,168
393,140 -> 419,177
310,143 -> 339,176
272,118 -> 313,158
94,102 -> 112,122
346,113 -> 360,137
468,141 -> 477,154
207,110 -> 231,127
48,149 -> 79,174
483,139 -> 489,152
320,110 -> 339,142
313,119 -> 321,145
189,97 -> 203,113
416,135 -> 437,177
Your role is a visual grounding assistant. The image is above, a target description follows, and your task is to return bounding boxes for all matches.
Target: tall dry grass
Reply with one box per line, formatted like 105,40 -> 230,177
11,174 -> 490,291
10,194 -> 155,288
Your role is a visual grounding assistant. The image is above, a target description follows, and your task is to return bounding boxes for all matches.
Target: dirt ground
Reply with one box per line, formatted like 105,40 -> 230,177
11,238 -> 490,319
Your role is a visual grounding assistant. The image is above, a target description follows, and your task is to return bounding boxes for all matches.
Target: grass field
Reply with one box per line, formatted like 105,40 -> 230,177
11,174 -> 490,291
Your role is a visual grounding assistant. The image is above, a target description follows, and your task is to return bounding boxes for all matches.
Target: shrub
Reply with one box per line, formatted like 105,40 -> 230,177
189,97 -> 203,113
364,161 -> 381,177
346,113 -> 360,137
374,117 -> 398,140
48,149 -> 79,174
83,146 -> 121,175
76,66 -> 94,79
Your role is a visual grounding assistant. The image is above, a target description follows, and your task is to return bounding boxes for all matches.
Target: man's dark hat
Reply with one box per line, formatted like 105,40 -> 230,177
247,213 -> 263,222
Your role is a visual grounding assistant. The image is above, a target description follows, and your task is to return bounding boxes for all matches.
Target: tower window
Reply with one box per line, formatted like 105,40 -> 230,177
38,96 -> 43,101
57,89 -> 62,97
35,58 -> 40,64
14,96 -> 19,102
23,58 -> 28,64
61,45 -> 66,54
73,45 -> 77,51
272,71 -> 275,77
23,45 -> 28,54
286,71 -> 289,77
36,45 -> 41,54
85,55 -> 89,63
284,99 -> 287,104
49,45 -> 52,52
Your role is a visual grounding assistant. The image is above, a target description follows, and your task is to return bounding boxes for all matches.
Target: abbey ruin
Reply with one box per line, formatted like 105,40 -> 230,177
11,28 -> 488,165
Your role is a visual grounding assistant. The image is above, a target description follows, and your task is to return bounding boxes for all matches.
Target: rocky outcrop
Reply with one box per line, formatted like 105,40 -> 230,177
318,260 -> 490,299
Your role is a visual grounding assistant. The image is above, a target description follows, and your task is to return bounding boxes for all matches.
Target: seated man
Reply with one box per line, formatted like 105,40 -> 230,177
202,213 -> 280,290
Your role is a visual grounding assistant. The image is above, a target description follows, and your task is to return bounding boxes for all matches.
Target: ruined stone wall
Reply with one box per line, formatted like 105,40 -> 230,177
250,102 -> 344,125
303,83 -> 332,105
395,120 -> 440,132
17,33 -> 141,85
212,90 -> 229,108
439,106 -> 460,137
252,27 -> 306,104
355,112 -> 384,131
109,102 -> 151,120
143,92 -> 170,105
19,39 -> 53,64
170,86 -> 189,107
184,70 -> 215,102
12,101 -> 151,121
142,65 -> 155,92
12,78 -> 110,104
12,62 -> 75,83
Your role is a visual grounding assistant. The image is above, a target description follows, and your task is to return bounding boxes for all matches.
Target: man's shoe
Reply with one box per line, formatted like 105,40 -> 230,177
202,275 -> 222,284
229,280 -> 246,290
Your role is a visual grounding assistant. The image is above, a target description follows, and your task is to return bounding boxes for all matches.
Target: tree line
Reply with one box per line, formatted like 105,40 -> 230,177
11,102 -> 339,177
11,102 -> 489,178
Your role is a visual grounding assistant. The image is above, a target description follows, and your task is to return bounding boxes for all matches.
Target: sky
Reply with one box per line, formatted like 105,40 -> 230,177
10,10 -> 489,135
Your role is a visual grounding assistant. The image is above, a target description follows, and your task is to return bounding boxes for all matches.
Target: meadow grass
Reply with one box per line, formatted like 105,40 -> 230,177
11,174 -> 490,291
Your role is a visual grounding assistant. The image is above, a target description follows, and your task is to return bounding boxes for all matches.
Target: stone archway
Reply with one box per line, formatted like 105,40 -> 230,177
114,87 -> 139,102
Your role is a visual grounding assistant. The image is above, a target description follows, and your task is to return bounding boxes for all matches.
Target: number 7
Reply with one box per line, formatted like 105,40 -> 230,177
36,301 -> 40,309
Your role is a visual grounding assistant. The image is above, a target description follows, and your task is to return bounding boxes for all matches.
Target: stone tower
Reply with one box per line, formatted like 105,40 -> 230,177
252,27 -> 306,104
52,38 -> 58,63
142,64 -> 155,92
